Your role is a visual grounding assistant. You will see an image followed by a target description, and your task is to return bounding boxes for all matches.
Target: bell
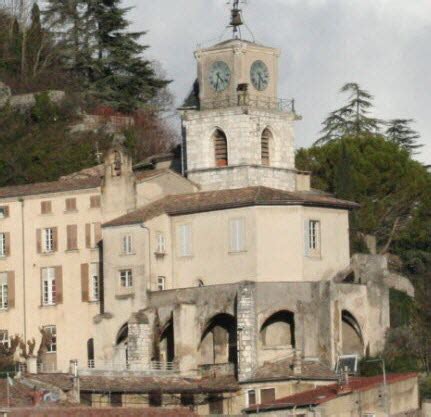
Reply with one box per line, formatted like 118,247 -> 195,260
230,10 -> 243,27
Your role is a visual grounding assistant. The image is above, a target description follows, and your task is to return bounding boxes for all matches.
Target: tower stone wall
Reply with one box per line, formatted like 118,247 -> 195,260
182,107 -> 297,191
237,281 -> 258,382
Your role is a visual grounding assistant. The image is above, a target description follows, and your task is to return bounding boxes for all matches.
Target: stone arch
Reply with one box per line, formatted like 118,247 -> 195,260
341,310 -> 364,355
212,128 -> 228,167
199,313 -> 237,365
113,323 -> 129,367
260,310 -> 295,348
261,127 -> 273,166
159,318 -> 175,363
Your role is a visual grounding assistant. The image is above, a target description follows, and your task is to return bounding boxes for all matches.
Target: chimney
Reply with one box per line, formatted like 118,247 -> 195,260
293,350 -> 302,375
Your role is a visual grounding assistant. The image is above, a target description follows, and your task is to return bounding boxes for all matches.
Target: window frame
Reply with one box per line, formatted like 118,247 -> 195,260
90,263 -> 100,302
156,232 -> 166,254
178,223 -> 192,258
229,217 -> 246,253
0,329 -> 9,349
44,325 -> 57,353
42,267 -> 56,306
122,234 -> 133,255
306,219 -> 321,257
0,206 -> 9,219
0,233 -> 5,257
0,273 -> 8,310
246,389 -> 257,407
119,269 -> 133,289
42,228 -> 54,253
157,276 -> 166,291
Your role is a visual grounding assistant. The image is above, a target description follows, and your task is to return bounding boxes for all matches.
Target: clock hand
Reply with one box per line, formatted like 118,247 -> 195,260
216,73 -> 224,90
258,73 -> 264,89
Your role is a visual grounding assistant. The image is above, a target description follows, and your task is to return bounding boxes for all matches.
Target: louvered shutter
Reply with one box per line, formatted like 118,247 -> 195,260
55,266 -> 63,304
81,264 -> 89,302
7,271 -> 15,308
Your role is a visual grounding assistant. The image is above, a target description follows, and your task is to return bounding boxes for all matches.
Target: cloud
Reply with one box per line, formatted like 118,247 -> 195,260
124,0 -> 431,163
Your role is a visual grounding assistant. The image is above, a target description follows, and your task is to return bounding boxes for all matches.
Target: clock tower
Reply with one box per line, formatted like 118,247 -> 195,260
180,5 -> 308,193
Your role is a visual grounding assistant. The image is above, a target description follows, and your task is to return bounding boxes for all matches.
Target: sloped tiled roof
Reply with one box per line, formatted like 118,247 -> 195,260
0,379 -> 34,408
26,374 -> 239,394
8,407 -> 198,417
0,177 -> 101,199
104,186 -> 359,227
244,372 -> 418,412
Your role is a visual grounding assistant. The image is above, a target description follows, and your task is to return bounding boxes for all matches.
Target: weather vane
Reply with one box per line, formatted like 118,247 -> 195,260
228,0 -> 246,39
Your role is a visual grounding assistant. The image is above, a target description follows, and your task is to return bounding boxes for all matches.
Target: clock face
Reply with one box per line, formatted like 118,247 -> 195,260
209,61 -> 231,92
250,60 -> 270,91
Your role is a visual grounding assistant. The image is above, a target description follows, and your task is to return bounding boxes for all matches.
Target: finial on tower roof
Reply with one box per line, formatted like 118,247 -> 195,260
228,0 -> 244,39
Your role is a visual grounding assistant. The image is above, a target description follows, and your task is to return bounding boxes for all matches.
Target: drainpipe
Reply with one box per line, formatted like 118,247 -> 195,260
19,198 -> 27,343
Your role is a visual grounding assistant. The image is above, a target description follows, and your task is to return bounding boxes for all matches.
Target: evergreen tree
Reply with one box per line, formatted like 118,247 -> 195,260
90,0 -> 170,112
386,119 -> 423,154
42,0 -> 169,112
43,0 -> 97,84
315,82 -> 381,145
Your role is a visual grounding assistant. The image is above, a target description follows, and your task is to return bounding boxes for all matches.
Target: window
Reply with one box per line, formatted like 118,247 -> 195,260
42,267 -> 56,306
0,206 -> 9,219
65,198 -> 77,212
261,128 -> 272,165
0,330 -> 9,349
0,273 -> 8,310
229,218 -> 246,252
149,392 -> 162,407
41,201 -> 52,214
0,233 -> 6,257
178,224 -> 192,257
247,390 -> 256,407
120,269 -> 133,288
157,276 -> 165,291
260,388 -> 276,404
90,263 -> 100,301
122,235 -> 133,255
110,393 -> 122,407
180,393 -> 194,407
90,195 -> 101,209
213,129 -> 228,167
66,225 -> 78,251
306,220 -> 321,256
85,223 -> 101,248
208,395 -> 224,414
43,228 -> 55,253
44,325 -> 57,353
156,232 -> 166,254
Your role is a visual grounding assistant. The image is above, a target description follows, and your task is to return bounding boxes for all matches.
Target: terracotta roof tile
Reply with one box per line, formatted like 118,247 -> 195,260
104,186 -> 359,227
0,178 -> 101,199
26,374 -> 239,394
245,372 -> 418,411
7,407 -> 198,417
0,379 -> 34,408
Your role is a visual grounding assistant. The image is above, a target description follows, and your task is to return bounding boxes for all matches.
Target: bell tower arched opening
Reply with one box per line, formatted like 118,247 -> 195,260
261,128 -> 272,166
213,129 -> 228,167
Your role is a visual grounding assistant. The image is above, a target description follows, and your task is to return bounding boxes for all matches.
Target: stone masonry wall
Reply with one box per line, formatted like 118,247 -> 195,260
127,313 -> 152,371
237,281 -> 258,382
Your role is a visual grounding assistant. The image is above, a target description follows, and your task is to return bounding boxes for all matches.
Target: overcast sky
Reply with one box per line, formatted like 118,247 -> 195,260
124,0 -> 431,164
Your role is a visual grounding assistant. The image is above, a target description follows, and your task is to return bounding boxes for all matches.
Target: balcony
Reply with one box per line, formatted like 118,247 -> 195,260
201,92 -> 296,113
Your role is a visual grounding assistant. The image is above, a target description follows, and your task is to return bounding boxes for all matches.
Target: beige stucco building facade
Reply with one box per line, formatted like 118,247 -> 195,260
0,31 -> 414,415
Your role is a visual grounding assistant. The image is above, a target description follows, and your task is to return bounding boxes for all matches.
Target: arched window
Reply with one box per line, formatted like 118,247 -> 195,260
260,311 -> 295,347
341,310 -> 364,355
261,128 -> 272,166
213,129 -> 228,167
